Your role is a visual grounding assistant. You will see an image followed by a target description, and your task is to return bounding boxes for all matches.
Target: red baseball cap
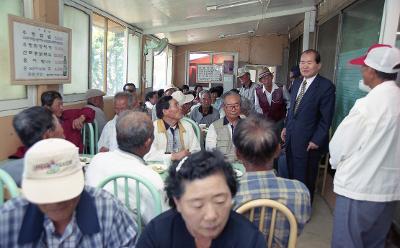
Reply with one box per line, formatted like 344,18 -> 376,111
349,44 -> 391,65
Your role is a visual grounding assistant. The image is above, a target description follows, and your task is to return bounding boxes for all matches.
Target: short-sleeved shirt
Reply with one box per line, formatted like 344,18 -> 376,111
0,186 -> 137,247
189,105 -> 220,127
137,209 -> 266,247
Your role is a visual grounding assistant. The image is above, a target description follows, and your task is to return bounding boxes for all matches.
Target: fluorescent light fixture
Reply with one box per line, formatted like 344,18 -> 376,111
219,29 -> 255,39
206,0 -> 261,11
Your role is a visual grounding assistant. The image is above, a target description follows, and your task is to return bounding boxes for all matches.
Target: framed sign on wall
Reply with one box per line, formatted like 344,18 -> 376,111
197,64 -> 223,83
8,14 -> 72,85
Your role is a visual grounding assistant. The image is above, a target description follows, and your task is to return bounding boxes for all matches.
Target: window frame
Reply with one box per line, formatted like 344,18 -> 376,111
185,51 -> 239,89
61,0 -> 143,102
60,1 -> 91,103
0,0 -> 36,115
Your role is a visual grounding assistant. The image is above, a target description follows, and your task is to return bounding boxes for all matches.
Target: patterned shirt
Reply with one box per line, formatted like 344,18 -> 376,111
239,81 -> 258,110
234,170 -> 311,248
0,186 -> 137,248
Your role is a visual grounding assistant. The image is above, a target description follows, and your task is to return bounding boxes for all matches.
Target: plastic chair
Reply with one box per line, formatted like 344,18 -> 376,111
97,173 -> 162,234
317,153 -> 330,196
181,117 -> 201,141
0,168 -> 20,206
82,122 -> 97,155
236,199 -> 298,248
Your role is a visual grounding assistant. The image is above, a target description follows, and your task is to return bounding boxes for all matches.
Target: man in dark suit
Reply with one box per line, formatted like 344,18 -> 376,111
281,49 -> 335,203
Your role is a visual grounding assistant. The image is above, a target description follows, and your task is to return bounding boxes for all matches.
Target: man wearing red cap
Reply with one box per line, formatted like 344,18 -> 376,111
329,44 -> 400,248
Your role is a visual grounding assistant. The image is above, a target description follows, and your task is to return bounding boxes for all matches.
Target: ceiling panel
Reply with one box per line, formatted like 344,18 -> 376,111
158,13 -> 304,45
81,0 -> 315,45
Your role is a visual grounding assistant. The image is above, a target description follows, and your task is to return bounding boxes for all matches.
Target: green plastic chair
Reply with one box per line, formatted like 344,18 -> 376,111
182,117 -> 201,141
82,122 -> 97,155
0,168 -> 20,206
97,173 -> 162,234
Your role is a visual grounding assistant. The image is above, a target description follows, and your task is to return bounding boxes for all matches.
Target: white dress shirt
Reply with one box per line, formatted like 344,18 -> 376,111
97,115 -> 118,152
144,119 -> 201,163
205,122 -> 233,151
296,75 -> 317,98
254,83 -> 290,114
85,149 -> 169,223
329,81 -> 400,202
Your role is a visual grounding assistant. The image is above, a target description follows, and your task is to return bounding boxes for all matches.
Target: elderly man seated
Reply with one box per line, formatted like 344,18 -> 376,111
98,92 -> 136,152
189,90 -> 220,127
205,91 -> 241,162
85,89 -> 107,135
86,111 -> 168,224
2,106 -> 64,186
41,90 -> 95,153
0,138 -> 137,247
137,150 -> 266,247
233,115 -> 311,248
145,95 -> 200,163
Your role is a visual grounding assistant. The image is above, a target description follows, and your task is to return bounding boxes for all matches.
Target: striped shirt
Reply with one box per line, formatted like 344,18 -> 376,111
234,170 -> 311,248
0,186 -> 137,248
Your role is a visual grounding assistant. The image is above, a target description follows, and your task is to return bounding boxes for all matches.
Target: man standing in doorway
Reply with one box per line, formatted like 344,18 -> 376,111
281,49 -> 335,203
330,44 -> 400,248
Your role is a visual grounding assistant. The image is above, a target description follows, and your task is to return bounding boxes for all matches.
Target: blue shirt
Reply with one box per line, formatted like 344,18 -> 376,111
0,186 -> 137,247
234,170 -> 311,248
137,209 -> 266,247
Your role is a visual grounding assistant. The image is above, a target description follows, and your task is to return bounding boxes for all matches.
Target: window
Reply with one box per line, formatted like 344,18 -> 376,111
127,32 -> 141,90
153,51 -> 167,90
91,13 -> 106,91
91,14 -> 130,95
0,0 -> 35,112
152,45 -> 173,90
332,0 -> 385,131
106,20 -> 126,95
63,5 -> 89,96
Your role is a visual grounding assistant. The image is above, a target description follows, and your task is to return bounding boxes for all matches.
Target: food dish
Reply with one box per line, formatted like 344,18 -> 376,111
150,164 -> 166,173
79,156 -> 91,165
234,168 -> 243,177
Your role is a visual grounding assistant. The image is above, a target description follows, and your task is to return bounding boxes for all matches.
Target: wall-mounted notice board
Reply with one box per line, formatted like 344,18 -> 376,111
8,14 -> 72,85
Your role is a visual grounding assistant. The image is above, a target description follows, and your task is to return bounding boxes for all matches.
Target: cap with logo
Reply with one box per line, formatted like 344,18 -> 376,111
22,138 -> 84,204
349,44 -> 400,73
172,91 -> 194,106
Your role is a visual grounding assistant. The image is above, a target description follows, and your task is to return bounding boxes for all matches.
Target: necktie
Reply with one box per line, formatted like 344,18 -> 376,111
294,80 -> 307,113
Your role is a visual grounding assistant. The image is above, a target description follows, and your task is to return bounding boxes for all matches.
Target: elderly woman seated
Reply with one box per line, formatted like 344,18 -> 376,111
137,150 -> 266,248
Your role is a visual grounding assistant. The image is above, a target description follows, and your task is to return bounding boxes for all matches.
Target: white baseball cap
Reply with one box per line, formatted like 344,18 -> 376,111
86,89 -> 105,99
350,44 -> 400,73
172,91 -> 194,106
22,138 -> 84,204
164,84 -> 178,92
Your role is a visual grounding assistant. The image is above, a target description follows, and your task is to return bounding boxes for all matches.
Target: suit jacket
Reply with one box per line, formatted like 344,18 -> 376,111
285,74 -> 335,157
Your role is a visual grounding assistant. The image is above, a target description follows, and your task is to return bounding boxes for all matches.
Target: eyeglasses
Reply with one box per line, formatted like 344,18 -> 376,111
225,103 -> 240,110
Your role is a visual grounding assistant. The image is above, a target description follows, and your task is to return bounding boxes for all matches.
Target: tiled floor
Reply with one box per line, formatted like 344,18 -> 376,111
297,194 -> 334,248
